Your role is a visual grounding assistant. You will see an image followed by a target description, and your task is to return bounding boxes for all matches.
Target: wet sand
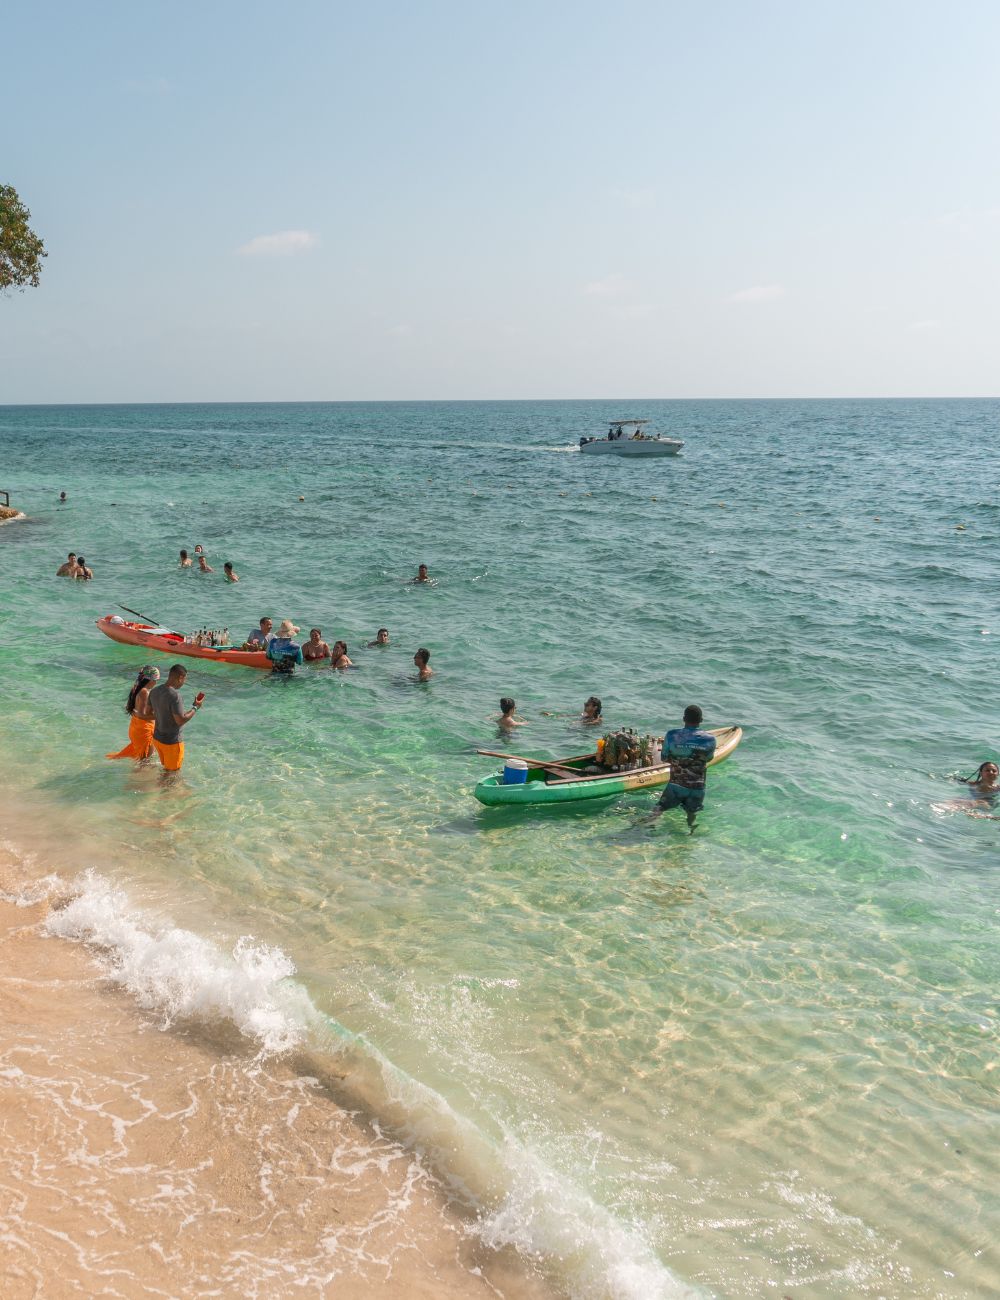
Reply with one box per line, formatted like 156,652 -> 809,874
0,865 -> 556,1299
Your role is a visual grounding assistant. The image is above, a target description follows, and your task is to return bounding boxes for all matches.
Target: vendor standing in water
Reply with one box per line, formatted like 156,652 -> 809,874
267,621 -> 304,674
653,704 -> 716,832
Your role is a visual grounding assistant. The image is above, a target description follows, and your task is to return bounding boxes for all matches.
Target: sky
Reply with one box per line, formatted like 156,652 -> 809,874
2,0 -> 999,402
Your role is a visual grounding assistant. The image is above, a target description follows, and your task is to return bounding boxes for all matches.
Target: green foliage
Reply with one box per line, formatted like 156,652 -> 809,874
0,184 -> 47,292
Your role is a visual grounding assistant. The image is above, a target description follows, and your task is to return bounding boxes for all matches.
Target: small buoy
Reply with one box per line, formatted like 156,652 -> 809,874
298,496 -> 305,501
651,496 -> 657,502
559,492 -> 568,497
718,502 -> 726,508
956,523 -> 966,530
874,516 -> 880,522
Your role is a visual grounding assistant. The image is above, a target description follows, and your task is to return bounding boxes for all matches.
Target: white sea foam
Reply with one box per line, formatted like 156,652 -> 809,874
37,869 -> 698,1299
43,870 -> 317,1053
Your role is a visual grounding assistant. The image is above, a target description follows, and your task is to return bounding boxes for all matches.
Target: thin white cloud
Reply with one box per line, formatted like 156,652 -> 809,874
236,230 -> 320,257
583,273 -> 634,298
727,284 -> 786,304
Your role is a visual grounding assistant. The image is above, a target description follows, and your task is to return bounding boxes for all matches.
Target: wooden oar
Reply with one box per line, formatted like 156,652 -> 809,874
476,748 -> 597,775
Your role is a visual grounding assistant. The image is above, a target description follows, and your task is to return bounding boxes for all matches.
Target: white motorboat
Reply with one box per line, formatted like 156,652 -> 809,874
579,419 -> 684,457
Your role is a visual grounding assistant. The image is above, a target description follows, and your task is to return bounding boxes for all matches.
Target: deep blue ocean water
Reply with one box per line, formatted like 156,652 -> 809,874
0,399 -> 997,1298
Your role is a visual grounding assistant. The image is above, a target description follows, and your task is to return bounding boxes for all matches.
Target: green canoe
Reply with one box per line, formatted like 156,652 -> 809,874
473,726 -> 743,807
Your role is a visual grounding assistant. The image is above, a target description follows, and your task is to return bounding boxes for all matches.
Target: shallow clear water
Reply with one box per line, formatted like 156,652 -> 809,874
1,399 -> 998,1297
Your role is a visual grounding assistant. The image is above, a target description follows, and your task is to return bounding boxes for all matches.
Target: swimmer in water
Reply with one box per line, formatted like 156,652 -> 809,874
303,628 -> 331,661
223,562 -> 239,582
413,647 -> 433,680
497,697 -> 527,730
330,641 -> 353,669
413,564 -> 430,583
179,549 -> 193,567
581,696 -> 603,725
198,555 -> 213,573
962,761 -> 1000,796
367,627 -> 390,647
937,762 -> 1000,818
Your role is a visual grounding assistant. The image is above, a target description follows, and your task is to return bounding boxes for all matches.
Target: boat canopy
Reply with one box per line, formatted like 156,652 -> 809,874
607,419 -> 650,427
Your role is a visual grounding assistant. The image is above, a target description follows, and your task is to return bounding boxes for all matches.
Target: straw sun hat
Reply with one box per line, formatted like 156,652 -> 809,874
277,620 -> 300,638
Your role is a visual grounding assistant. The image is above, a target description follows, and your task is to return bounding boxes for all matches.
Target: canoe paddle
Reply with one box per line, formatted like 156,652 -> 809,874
476,748 -> 596,774
117,603 -> 164,626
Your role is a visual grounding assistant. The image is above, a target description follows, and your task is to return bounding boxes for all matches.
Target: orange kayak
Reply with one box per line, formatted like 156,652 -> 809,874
96,616 -> 271,668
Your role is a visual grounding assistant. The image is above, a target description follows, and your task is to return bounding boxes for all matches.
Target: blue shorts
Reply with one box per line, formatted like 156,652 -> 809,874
658,782 -> 705,814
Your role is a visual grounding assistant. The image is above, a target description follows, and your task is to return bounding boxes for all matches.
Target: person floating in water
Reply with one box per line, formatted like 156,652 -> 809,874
223,561 -> 239,582
581,696 -> 603,725
413,564 -> 430,583
267,621 -> 303,674
74,555 -> 93,580
413,647 -> 433,680
197,554 -> 213,573
367,628 -> 390,647
56,552 -> 77,576
497,697 -> 526,730
179,549 -> 193,567
303,628 -> 331,661
653,704 -> 716,832
106,665 -> 160,761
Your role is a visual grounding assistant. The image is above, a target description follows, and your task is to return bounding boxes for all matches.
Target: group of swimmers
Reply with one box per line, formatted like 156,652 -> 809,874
241,617 -> 433,679
55,552 -> 93,580
179,546 -> 239,581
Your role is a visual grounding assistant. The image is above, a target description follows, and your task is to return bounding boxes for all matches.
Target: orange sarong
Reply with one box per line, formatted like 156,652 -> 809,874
151,739 -> 185,771
106,715 -> 155,761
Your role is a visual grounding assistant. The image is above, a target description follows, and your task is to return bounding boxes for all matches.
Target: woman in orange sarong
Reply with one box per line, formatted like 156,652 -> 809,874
106,665 -> 160,760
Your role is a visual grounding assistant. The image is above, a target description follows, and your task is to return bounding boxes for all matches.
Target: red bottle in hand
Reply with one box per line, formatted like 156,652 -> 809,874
194,692 -> 206,706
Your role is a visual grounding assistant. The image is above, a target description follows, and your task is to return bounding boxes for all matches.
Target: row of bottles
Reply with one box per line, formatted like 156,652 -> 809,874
596,729 -> 663,770
185,627 -> 230,647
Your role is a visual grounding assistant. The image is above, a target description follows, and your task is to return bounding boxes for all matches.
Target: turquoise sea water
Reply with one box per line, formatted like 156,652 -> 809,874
0,399 -> 998,1297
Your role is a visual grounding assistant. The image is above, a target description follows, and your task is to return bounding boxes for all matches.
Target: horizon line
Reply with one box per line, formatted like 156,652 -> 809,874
2,395 -> 999,409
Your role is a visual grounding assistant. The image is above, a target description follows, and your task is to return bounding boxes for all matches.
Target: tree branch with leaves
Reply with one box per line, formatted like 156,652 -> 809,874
1,184 -> 47,292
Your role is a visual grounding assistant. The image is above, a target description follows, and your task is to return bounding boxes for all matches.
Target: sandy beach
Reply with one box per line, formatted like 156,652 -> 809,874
0,843 -> 555,1300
